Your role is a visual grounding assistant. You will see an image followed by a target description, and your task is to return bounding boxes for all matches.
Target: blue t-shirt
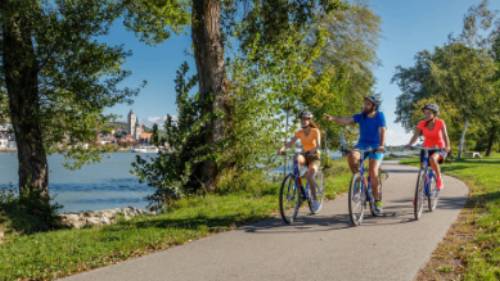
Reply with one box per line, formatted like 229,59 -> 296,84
352,111 -> 386,148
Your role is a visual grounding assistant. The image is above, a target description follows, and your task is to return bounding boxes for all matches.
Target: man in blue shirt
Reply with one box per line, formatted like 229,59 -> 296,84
325,95 -> 387,215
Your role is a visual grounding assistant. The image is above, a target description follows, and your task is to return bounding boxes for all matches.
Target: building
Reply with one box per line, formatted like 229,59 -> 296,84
128,110 -> 137,138
138,131 -> 153,144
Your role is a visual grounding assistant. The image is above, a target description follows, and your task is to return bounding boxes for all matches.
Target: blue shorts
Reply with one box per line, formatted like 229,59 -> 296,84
354,146 -> 384,162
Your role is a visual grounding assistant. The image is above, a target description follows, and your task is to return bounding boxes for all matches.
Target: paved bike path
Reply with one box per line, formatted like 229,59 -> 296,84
60,162 -> 469,281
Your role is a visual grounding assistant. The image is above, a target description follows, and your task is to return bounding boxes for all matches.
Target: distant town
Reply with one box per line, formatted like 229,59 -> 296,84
0,110 -> 162,153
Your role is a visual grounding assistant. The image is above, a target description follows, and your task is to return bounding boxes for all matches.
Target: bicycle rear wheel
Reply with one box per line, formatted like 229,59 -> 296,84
279,174 -> 300,224
414,170 -> 425,220
428,176 -> 439,211
307,169 -> 325,214
348,173 -> 365,226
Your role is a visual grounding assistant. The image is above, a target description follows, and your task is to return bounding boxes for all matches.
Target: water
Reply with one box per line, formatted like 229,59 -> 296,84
0,152 -> 154,212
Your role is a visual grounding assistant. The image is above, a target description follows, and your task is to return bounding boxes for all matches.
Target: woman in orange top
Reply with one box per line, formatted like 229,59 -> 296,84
278,111 -> 321,212
407,104 -> 451,190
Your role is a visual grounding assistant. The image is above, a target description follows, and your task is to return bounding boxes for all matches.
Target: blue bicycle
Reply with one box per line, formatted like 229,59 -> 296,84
413,147 -> 441,220
279,152 -> 325,224
348,148 -> 383,226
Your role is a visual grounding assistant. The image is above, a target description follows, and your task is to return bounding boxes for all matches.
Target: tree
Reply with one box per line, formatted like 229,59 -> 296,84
0,1 -> 187,205
151,123 -> 161,146
393,0 -> 500,158
184,0 -> 344,191
430,43 -> 496,159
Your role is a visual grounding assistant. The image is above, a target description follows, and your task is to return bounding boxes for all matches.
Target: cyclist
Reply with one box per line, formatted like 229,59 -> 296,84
406,103 -> 451,191
325,95 -> 386,215
278,111 -> 322,213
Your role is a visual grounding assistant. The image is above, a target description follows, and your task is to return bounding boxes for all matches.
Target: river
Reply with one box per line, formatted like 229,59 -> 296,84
0,152 -> 154,212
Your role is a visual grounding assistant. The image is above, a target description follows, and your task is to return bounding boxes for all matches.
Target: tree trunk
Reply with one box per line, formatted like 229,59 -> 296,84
191,0 -> 229,191
457,119 -> 469,160
485,124 -> 497,157
2,4 -> 49,200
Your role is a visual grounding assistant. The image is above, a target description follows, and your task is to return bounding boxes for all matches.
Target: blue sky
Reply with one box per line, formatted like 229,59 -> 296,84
104,0 -> 499,145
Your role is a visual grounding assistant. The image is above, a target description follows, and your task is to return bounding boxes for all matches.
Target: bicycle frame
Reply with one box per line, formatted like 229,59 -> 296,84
356,149 -> 376,203
419,148 -> 436,197
291,154 -> 311,202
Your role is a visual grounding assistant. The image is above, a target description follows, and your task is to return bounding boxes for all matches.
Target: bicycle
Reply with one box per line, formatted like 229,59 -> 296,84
348,148 -> 384,226
279,151 -> 325,224
412,146 -> 441,220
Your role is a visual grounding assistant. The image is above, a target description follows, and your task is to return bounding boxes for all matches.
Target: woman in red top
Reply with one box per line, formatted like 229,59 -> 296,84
407,104 -> 451,190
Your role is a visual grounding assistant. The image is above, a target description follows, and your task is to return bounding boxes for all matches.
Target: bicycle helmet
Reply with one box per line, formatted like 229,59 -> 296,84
364,95 -> 382,109
299,111 -> 313,119
422,103 -> 439,114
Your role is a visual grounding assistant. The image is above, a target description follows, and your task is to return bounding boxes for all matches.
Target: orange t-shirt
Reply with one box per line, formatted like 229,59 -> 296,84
295,128 -> 320,152
417,118 -> 446,148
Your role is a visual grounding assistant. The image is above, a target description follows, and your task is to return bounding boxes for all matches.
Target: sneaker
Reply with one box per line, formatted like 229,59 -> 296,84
310,200 -> 322,214
436,176 -> 444,190
374,200 -> 384,216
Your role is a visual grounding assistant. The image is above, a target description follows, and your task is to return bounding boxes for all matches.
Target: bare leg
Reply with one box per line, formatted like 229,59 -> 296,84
347,150 -> 361,173
429,154 -> 442,180
369,159 -> 382,201
306,164 -> 319,200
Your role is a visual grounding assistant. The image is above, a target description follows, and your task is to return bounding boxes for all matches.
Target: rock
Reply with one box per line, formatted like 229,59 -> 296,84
59,206 -> 153,229
100,216 -> 112,225
85,217 -> 101,226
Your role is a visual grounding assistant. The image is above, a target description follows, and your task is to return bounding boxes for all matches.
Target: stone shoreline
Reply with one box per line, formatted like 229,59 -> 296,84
59,206 -> 157,229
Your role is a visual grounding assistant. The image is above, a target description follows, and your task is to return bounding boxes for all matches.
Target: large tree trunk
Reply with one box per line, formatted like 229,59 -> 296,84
2,4 -> 49,200
190,0 -> 229,191
485,124 -> 497,157
457,118 -> 469,160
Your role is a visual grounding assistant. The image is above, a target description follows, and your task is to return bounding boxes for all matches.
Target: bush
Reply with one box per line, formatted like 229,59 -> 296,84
0,188 -> 63,234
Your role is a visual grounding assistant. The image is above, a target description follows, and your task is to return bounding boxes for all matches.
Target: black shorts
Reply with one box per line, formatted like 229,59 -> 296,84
420,149 -> 447,164
302,152 -> 321,167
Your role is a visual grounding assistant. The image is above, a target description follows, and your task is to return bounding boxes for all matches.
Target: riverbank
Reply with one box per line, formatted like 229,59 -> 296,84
0,160 -> 352,280
401,155 -> 499,281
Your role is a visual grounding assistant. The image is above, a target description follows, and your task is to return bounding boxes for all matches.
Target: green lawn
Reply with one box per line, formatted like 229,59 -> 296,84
0,160 -> 352,281
401,154 -> 500,281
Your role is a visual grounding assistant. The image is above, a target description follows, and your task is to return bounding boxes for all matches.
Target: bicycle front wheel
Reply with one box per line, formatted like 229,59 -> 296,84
414,170 -> 425,220
348,173 -> 365,226
279,174 -> 300,224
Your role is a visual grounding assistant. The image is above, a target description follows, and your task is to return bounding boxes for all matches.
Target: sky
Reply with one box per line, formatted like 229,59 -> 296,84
104,0 -> 500,145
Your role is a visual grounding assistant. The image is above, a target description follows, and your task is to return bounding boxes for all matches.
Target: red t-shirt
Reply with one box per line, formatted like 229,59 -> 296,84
417,118 -> 446,148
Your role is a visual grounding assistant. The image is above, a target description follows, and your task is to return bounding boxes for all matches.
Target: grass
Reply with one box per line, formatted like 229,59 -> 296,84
401,154 -> 500,281
0,160 -> 352,281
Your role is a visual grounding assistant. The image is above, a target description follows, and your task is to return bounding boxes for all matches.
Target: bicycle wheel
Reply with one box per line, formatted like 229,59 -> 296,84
279,174 -> 300,224
307,169 -> 325,214
428,176 -> 439,212
414,169 -> 425,220
348,173 -> 365,226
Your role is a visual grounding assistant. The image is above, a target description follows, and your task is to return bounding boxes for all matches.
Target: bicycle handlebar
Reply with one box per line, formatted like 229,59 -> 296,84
409,145 -> 444,151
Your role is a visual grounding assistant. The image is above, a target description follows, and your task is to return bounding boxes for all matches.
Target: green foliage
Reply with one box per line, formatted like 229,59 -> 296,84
0,189 -> 63,234
133,62 -> 204,207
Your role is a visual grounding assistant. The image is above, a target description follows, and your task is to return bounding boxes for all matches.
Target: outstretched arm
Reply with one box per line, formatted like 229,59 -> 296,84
324,114 -> 354,125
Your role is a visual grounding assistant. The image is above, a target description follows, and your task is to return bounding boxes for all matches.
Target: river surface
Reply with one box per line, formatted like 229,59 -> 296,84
0,152 -> 154,212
